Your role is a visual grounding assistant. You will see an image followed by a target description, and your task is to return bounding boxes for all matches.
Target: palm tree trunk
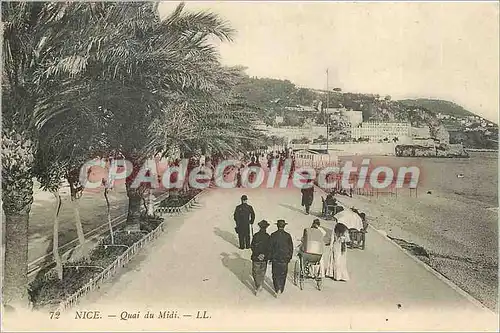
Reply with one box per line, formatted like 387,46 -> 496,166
2,131 -> 34,309
68,182 -> 85,245
147,190 -> 155,216
104,188 -> 114,244
142,193 -> 148,214
51,191 -> 63,280
3,213 -> 30,309
125,182 -> 142,231
124,155 -> 143,231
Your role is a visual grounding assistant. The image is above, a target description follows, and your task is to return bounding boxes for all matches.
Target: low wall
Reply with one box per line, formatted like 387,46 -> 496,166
328,143 -> 396,156
291,143 -> 396,156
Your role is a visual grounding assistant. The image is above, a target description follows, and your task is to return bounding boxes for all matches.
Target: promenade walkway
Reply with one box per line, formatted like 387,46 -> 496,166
19,184 -> 497,331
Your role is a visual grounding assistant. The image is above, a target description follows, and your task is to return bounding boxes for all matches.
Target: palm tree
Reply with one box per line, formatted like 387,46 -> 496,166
2,2 -> 113,308
2,1 -> 247,308
147,68 -> 262,168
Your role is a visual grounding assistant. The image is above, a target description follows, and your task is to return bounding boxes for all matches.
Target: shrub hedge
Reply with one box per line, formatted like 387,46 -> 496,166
29,188 -> 202,310
29,216 -> 163,310
158,188 -> 202,208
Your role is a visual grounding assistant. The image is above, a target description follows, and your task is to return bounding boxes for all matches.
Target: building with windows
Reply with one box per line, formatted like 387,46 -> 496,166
351,122 -> 411,142
294,149 -> 338,168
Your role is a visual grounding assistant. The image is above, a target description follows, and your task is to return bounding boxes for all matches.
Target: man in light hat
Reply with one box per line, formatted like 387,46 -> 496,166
269,219 -> 294,297
233,195 -> 255,249
250,220 -> 271,295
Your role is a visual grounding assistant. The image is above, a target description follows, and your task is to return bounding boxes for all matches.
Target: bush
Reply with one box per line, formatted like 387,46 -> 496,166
140,215 -> 164,233
29,216 -> 164,309
159,188 -> 202,208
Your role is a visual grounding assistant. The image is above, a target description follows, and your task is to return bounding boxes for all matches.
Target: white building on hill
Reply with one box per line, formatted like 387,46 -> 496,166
351,122 -> 411,142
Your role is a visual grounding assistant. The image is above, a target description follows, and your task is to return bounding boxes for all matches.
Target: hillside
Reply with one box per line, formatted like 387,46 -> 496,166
398,99 -> 475,118
234,76 -> 440,129
234,76 -> 497,148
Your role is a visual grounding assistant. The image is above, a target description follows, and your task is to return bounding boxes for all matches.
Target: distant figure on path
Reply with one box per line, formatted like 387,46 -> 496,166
326,222 -> 350,281
269,219 -> 294,298
251,220 -> 271,295
233,195 -> 255,249
301,181 -> 315,214
236,168 -> 242,188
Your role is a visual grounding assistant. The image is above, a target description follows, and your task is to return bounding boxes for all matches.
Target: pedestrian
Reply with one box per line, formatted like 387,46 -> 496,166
236,168 -> 242,188
233,195 -> 255,249
325,222 -> 350,281
269,219 -> 294,298
251,220 -> 271,295
300,181 -> 314,215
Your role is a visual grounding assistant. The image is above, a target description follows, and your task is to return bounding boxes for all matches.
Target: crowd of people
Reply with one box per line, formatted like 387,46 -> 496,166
233,193 -> 365,297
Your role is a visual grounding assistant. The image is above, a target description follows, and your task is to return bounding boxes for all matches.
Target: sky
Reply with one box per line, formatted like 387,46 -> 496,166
159,1 -> 499,123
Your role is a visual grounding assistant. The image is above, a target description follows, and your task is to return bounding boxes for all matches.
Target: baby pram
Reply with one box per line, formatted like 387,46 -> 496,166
293,227 -> 325,290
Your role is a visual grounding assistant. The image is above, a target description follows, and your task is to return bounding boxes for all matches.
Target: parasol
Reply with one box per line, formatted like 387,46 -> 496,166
334,209 -> 363,230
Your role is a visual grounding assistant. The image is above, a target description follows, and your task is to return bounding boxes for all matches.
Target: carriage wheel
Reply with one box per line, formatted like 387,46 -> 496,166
298,257 -> 304,290
293,260 -> 300,286
316,277 -> 323,291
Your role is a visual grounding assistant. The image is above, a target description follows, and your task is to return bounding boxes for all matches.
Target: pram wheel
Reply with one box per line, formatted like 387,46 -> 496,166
294,259 -> 304,290
316,277 -> 323,291
298,258 -> 304,290
293,260 -> 300,287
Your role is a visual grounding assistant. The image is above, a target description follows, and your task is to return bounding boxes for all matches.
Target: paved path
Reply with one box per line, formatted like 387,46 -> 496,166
21,185 -> 497,331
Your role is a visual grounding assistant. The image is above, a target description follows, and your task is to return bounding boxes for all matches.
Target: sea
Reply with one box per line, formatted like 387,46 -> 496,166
339,151 -> 498,207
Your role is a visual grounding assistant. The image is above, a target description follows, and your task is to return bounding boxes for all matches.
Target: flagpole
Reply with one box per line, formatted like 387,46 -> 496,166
326,68 -> 329,153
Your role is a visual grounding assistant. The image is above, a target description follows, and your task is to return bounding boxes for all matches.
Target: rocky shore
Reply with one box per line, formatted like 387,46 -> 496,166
395,144 -> 469,158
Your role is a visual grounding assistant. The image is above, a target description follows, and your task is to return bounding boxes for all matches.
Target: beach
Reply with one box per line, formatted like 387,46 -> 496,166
336,152 -> 498,311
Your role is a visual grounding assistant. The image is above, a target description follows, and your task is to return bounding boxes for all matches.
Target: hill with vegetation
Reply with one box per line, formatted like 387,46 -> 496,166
398,99 -> 475,118
234,76 -> 440,131
234,76 -> 497,149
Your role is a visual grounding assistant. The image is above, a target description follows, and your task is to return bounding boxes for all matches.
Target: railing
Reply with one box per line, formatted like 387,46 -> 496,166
153,165 -> 234,215
28,191 -> 171,277
56,221 -> 166,312
55,166 -> 237,312
154,192 -> 201,215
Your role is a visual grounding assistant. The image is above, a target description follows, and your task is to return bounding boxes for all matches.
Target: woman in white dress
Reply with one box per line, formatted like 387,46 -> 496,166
325,222 -> 350,281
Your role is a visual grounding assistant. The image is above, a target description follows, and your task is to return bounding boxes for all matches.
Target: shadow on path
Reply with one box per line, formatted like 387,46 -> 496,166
263,275 -> 276,294
279,203 -> 305,215
220,252 -> 254,293
214,227 -> 239,248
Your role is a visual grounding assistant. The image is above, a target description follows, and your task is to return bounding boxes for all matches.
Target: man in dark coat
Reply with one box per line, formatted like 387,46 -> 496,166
269,219 -> 294,297
236,168 -> 242,188
233,195 -> 255,249
251,220 -> 271,295
301,183 -> 314,214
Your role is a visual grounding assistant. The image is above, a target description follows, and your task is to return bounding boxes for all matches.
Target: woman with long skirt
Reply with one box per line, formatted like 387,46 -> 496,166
325,222 -> 350,281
